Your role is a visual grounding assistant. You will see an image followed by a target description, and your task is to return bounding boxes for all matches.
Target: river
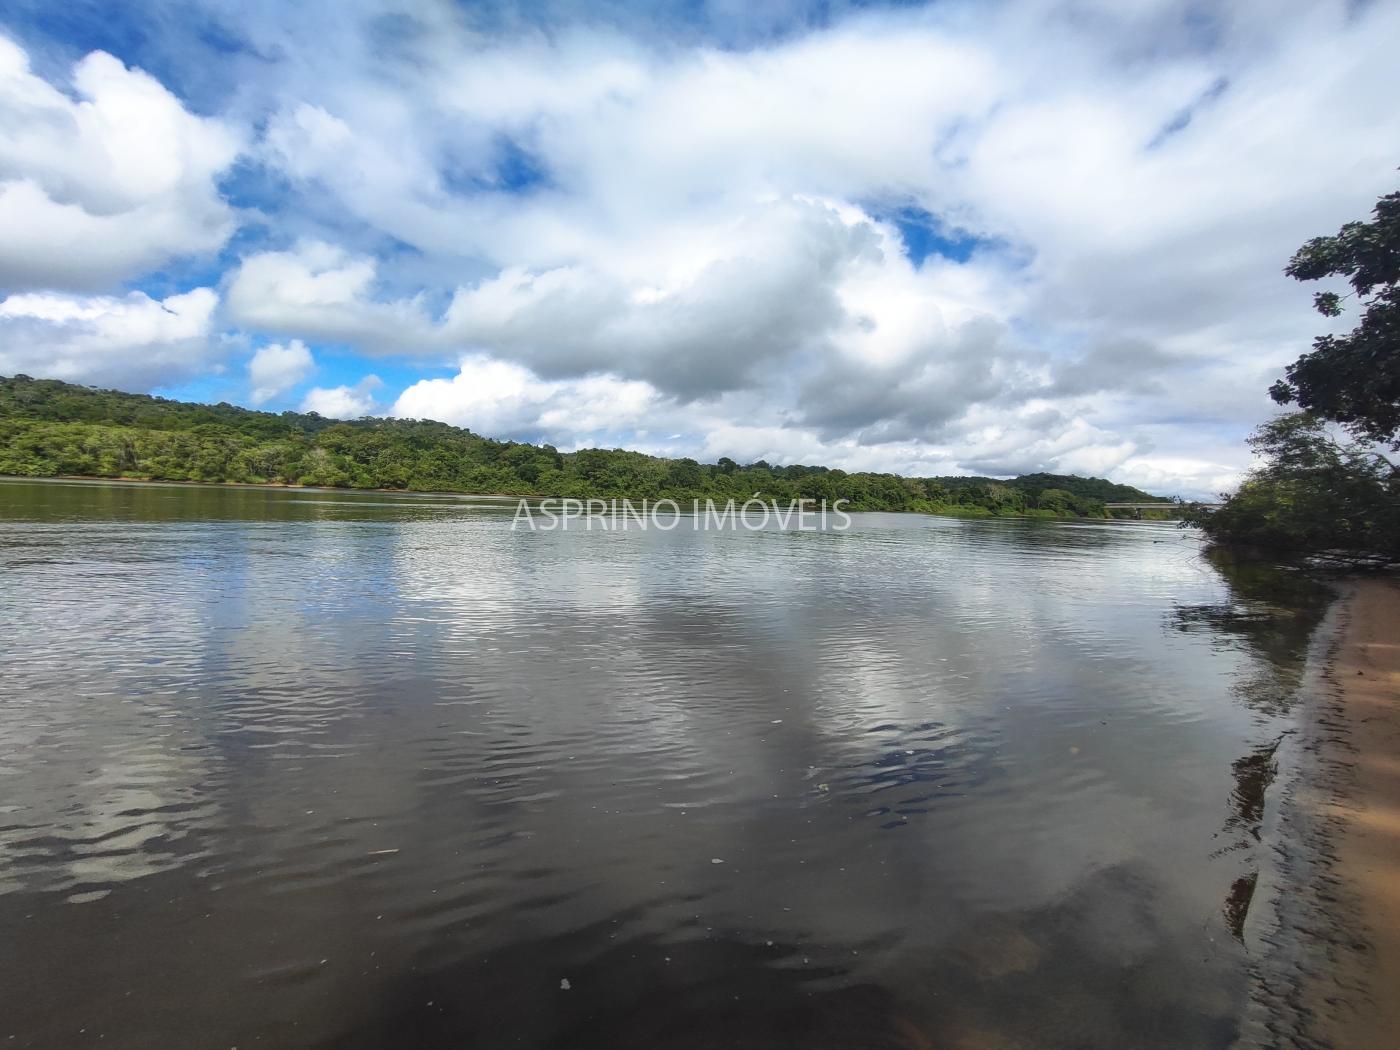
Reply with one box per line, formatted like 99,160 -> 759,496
0,479 -> 1335,1048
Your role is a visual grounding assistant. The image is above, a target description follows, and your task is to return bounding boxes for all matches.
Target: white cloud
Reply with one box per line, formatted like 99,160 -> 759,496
0,35 -> 241,290
248,339 -> 315,404
394,356 -> 660,440
212,0 -> 1400,498
440,197 -> 890,398
7,1 -> 1399,500
226,240 -> 438,353
1113,455 -> 1243,501
300,376 -> 382,418
0,287 -> 220,390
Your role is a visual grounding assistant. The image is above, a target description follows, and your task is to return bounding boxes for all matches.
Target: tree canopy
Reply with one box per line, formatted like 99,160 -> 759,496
1271,185 -> 1400,447
1197,181 -> 1400,563
1187,413 -> 1399,564
0,374 -> 1164,518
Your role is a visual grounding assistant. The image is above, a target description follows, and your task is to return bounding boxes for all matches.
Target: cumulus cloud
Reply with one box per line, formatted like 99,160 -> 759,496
226,241 -> 438,352
394,356 -> 661,441
0,288 -> 220,390
1113,455 -> 1243,501
441,197 -> 885,398
0,34 -> 241,290
300,376 -> 382,418
248,340 -> 315,404
7,0 -> 1400,498
204,0 -> 1399,495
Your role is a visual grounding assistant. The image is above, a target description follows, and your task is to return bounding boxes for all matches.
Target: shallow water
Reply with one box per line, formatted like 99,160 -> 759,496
0,480 -> 1333,1048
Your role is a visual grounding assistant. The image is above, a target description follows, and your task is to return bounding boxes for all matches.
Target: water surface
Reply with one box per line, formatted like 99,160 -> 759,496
0,480 -> 1331,1048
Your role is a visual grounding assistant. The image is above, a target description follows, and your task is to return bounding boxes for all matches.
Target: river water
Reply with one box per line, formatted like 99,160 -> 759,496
0,480 -> 1333,1049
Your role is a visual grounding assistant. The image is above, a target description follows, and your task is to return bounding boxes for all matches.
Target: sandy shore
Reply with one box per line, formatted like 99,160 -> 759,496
1323,577 -> 1400,1048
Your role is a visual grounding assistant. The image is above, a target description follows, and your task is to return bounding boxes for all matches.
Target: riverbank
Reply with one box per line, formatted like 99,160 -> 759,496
0,473 -> 1169,522
0,473 -> 527,500
1322,577 -> 1400,1047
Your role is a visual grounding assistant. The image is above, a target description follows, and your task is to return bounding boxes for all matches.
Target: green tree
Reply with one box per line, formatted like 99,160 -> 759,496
1034,488 -> 1077,515
1188,413 -> 1398,563
0,375 -> 1167,519
1271,186 -> 1400,446
665,457 -> 703,490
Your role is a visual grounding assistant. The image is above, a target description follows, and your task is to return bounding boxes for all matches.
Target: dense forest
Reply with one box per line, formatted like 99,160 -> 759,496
1191,184 -> 1400,564
0,375 -> 1169,517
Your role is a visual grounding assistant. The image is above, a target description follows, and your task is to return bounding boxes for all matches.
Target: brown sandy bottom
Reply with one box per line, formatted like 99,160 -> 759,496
1241,578 -> 1400,1049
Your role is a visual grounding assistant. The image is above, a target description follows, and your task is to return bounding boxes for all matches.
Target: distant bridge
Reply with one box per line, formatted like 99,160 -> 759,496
1103,502 -> 1223,514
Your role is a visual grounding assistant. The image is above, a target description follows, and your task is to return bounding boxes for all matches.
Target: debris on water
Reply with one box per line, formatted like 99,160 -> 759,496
560,978 -> 571,990
65,890 -> 111,905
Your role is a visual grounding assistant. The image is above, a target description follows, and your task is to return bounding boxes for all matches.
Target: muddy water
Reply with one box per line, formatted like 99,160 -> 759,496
0,480 -> 1336,1048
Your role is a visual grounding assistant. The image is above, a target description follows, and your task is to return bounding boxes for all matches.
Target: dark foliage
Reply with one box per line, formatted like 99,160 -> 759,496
0,375 -> 1162,516
1272,187 -> 1400,447
1185,413 -> 1399,564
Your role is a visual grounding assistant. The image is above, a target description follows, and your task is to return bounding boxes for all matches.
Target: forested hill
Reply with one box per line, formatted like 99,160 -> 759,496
0,375 -> 1168,516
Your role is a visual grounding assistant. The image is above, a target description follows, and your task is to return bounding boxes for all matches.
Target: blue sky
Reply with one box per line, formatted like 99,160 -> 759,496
0,0 -> 1396,497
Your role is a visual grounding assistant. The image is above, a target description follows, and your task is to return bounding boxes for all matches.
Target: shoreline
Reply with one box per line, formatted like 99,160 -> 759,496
1318,578 -> 1400,1047
1258,577 -> 1400,1047
0,472 -> 530,501
0,473 -> 1175,522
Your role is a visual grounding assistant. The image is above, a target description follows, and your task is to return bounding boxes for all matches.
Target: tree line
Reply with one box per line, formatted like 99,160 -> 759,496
1187,181 -> 1400,565
0,375 -> 1163,518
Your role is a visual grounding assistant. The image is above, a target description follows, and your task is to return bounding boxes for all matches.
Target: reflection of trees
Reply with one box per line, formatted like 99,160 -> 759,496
1173,550 -> 1336,946
1214,735 -> 1288,942
1223,738 -> 1282,843
1224,871 -> 1259,942
1168,548 -> 1334,717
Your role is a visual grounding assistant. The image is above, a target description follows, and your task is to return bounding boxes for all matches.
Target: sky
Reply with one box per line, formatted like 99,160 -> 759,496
0,0 -> 1396,498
